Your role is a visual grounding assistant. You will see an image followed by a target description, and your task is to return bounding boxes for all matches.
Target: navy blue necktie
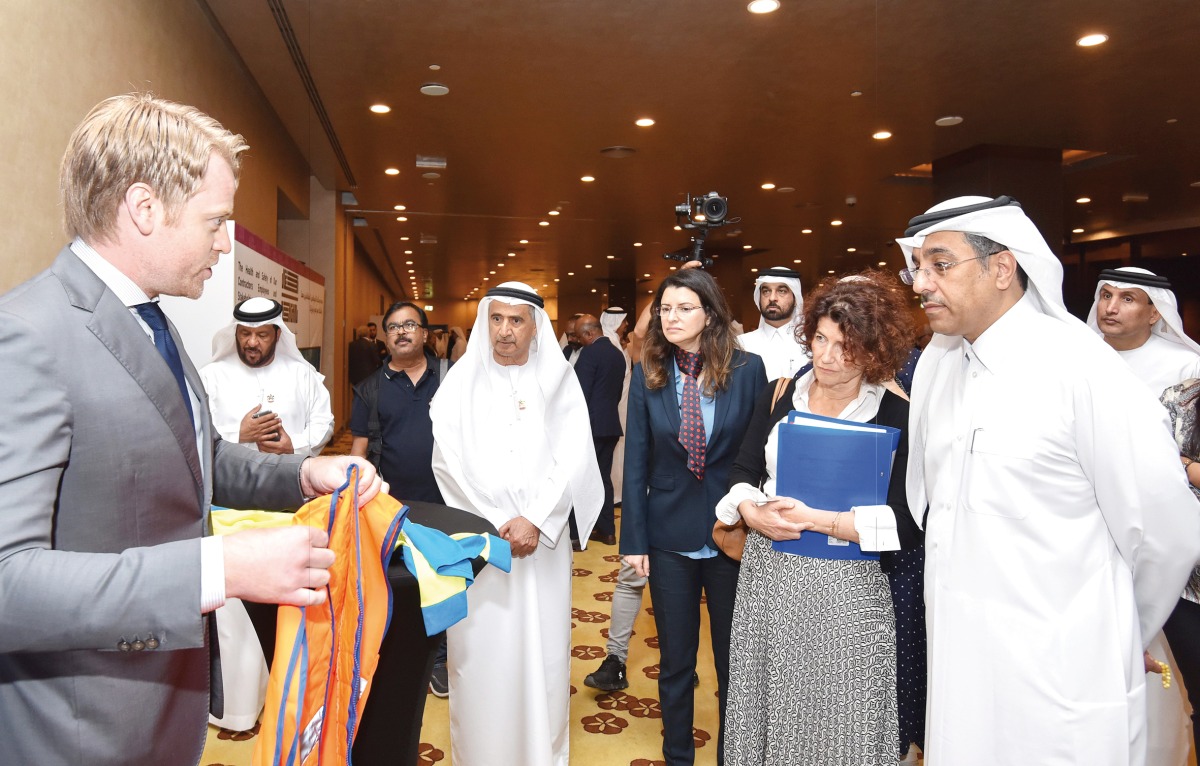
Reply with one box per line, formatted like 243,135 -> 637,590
133,302 -> 194,422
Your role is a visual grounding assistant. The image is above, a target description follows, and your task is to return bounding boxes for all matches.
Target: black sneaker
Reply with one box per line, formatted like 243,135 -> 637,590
429,662 -> 449,698
583,654 -> 628,691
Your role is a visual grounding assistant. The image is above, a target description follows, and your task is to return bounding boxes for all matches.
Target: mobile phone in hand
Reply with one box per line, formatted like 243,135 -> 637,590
253,409 -> 273,418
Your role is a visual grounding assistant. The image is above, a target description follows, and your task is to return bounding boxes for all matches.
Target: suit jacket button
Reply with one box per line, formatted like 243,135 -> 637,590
146,636 -> 160,650
118,640 -> 131,652
131,639 -> 146,651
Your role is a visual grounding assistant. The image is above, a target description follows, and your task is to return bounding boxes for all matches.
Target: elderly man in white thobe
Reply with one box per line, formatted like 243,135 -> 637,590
199,296 -> 334,731
432,282 -> 603,766
1087,266 -> 1200,394
200,296 -> 333,457
736,266 -> 807,380
1086,266 -> 1200,763
899,195 -> 1200,766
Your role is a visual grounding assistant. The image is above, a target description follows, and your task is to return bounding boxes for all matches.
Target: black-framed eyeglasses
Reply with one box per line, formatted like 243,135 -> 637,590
899,254 -> 991,286
385,320 -> 423,334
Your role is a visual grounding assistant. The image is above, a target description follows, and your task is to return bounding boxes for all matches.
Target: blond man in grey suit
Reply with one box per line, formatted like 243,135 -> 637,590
0,94 -> 384,766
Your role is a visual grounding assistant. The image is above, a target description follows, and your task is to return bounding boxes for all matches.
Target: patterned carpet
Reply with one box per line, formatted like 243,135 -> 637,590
200,430 -> 722,765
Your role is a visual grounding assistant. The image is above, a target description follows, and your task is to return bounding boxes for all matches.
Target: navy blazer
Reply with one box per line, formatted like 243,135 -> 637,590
620,348 -> 767,554
574,336 -> 627,439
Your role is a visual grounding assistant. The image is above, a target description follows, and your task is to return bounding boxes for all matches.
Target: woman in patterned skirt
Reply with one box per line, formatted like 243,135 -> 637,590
715,271 -> 924,765
1160,377 -> 1200,756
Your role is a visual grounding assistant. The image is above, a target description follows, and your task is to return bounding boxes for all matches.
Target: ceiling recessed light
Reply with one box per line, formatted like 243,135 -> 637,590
935,115 -> 964,127
673,225 -> 682,231
567,272 -> 575,276
802,228 -> 813,234
422,172 -> 440,180
669,266 -> 677,271
793,259 -> 802,264
750,268 -> 758,273
828,269 -> 836,274
633,242 -> 643,247
1190,181 -> 1200,188
497,263 -> 504,267
1076,197 -> 1091,204
743,245 -> 752,250
747,0 -> 780,13
643,273 -> 651,278
847,247 -> 857,252
429,64 -> 441,71
549,210 -> 560,216
872,130 -> 892,140
400,236 -> 409,241
542,284 -> 548,288
539,221 -> 549,226
761,183 -> 776,190
403,250 -> 413,255
507,252 -> 516,257
850,90 -> 863,97
1167,118 -> 1179,124
519,239 -> 529,244
385,168 -> 400,176
407,269 -> 415,274
830,220 -> 843,226
393,204 -> 406,211
635,117 -> 655,127
591,288 -> 597,293
370,104 -> 391,114
489,270 -> 496,275
585,264 -> 593,269
405,260 -> 413,265
581,175 -> 595,182
776,186 -> 795,193
396,216 -> 407,222
420,83 -> 450,96
554,278 -> 560,282
877,261 -> 887,267
483,277 -> 489,281
1072,228 -> 1085,234
607,255 -> 615,259
1076,33 -> 1108,47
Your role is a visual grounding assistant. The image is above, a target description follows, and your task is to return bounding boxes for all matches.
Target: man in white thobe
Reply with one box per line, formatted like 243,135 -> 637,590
199,296 -> 335,731
1086,266 -> 1200,395
432,282 -> 603,766
601,306 -> 631,504
1087,266 -> 1200,764
899,196 -> 1200,766
200,296 -> 333,457
736,266 -> 807,380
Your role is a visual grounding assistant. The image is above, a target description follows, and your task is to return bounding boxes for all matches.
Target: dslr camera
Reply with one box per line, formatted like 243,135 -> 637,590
664,191 -> 736,269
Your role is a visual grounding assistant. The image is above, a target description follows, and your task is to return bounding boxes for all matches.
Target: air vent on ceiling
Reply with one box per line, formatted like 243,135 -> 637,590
416,155 -> 447,169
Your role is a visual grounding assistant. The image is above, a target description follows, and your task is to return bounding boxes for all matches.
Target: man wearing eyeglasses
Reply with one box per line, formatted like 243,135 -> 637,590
350,301 -> 446,508
898,196 -> 1200,766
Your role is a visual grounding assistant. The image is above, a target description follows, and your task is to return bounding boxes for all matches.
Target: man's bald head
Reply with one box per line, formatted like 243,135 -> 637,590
575,314 -> 602,345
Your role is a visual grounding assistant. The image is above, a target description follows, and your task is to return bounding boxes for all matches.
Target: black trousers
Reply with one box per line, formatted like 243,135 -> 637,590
1163,596 -> 1200,756
592,435 -> 619,537
647,548 -> 739,765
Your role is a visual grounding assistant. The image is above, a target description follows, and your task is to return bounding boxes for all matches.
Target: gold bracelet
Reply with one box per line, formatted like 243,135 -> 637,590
1183,456 -> 1196,469
831,512 -> 842,539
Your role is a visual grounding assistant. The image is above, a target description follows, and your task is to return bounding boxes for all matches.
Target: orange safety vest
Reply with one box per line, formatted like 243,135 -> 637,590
255,466 -> 404,766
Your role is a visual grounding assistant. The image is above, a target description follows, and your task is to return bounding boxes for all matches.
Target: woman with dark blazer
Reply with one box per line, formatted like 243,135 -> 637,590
620,267 -> 767,766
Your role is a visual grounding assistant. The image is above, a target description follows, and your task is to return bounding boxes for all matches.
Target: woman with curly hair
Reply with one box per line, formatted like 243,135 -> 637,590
620,266 -> 766,765
716,270 -> 923,765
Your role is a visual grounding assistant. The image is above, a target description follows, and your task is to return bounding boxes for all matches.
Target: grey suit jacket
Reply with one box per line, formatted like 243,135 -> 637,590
0,248 -> 307,766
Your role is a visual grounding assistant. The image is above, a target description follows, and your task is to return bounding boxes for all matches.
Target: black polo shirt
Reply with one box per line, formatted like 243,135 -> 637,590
350,353 -> 445,504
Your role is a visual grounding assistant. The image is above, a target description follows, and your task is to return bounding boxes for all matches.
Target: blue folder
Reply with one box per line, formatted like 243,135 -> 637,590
770,411 -> 900,560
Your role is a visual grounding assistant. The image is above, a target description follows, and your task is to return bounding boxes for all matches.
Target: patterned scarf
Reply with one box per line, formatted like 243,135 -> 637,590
675,347 -> 706,479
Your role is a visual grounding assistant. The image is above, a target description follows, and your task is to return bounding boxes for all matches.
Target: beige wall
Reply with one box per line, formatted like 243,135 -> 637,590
0,0 -> 309,291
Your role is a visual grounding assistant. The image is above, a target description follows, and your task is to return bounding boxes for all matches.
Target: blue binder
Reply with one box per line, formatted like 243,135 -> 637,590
771,411 -> 900,560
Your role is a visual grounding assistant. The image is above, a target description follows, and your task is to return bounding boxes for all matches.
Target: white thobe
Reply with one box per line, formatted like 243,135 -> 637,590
433,363 -> 577,766
199,357 -> 333,457
1116,334 -> 1200,397
911,297 -> 1200,766
737,322 -> 807,380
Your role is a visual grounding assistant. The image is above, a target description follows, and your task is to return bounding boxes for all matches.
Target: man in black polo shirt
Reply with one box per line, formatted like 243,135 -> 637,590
350,301 -> 451,695
351,302 -> 445,505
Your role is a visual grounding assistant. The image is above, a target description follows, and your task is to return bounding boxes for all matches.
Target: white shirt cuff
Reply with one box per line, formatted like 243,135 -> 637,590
851,505 -> 900,552
200,535 -> 226,614
715,482 -> 767,525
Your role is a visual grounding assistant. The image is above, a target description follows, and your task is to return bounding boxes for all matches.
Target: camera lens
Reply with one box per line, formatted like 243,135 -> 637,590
701,195 -> 728,223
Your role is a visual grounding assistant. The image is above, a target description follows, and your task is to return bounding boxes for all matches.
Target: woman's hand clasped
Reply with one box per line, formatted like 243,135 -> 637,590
738,497 -> 817,541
